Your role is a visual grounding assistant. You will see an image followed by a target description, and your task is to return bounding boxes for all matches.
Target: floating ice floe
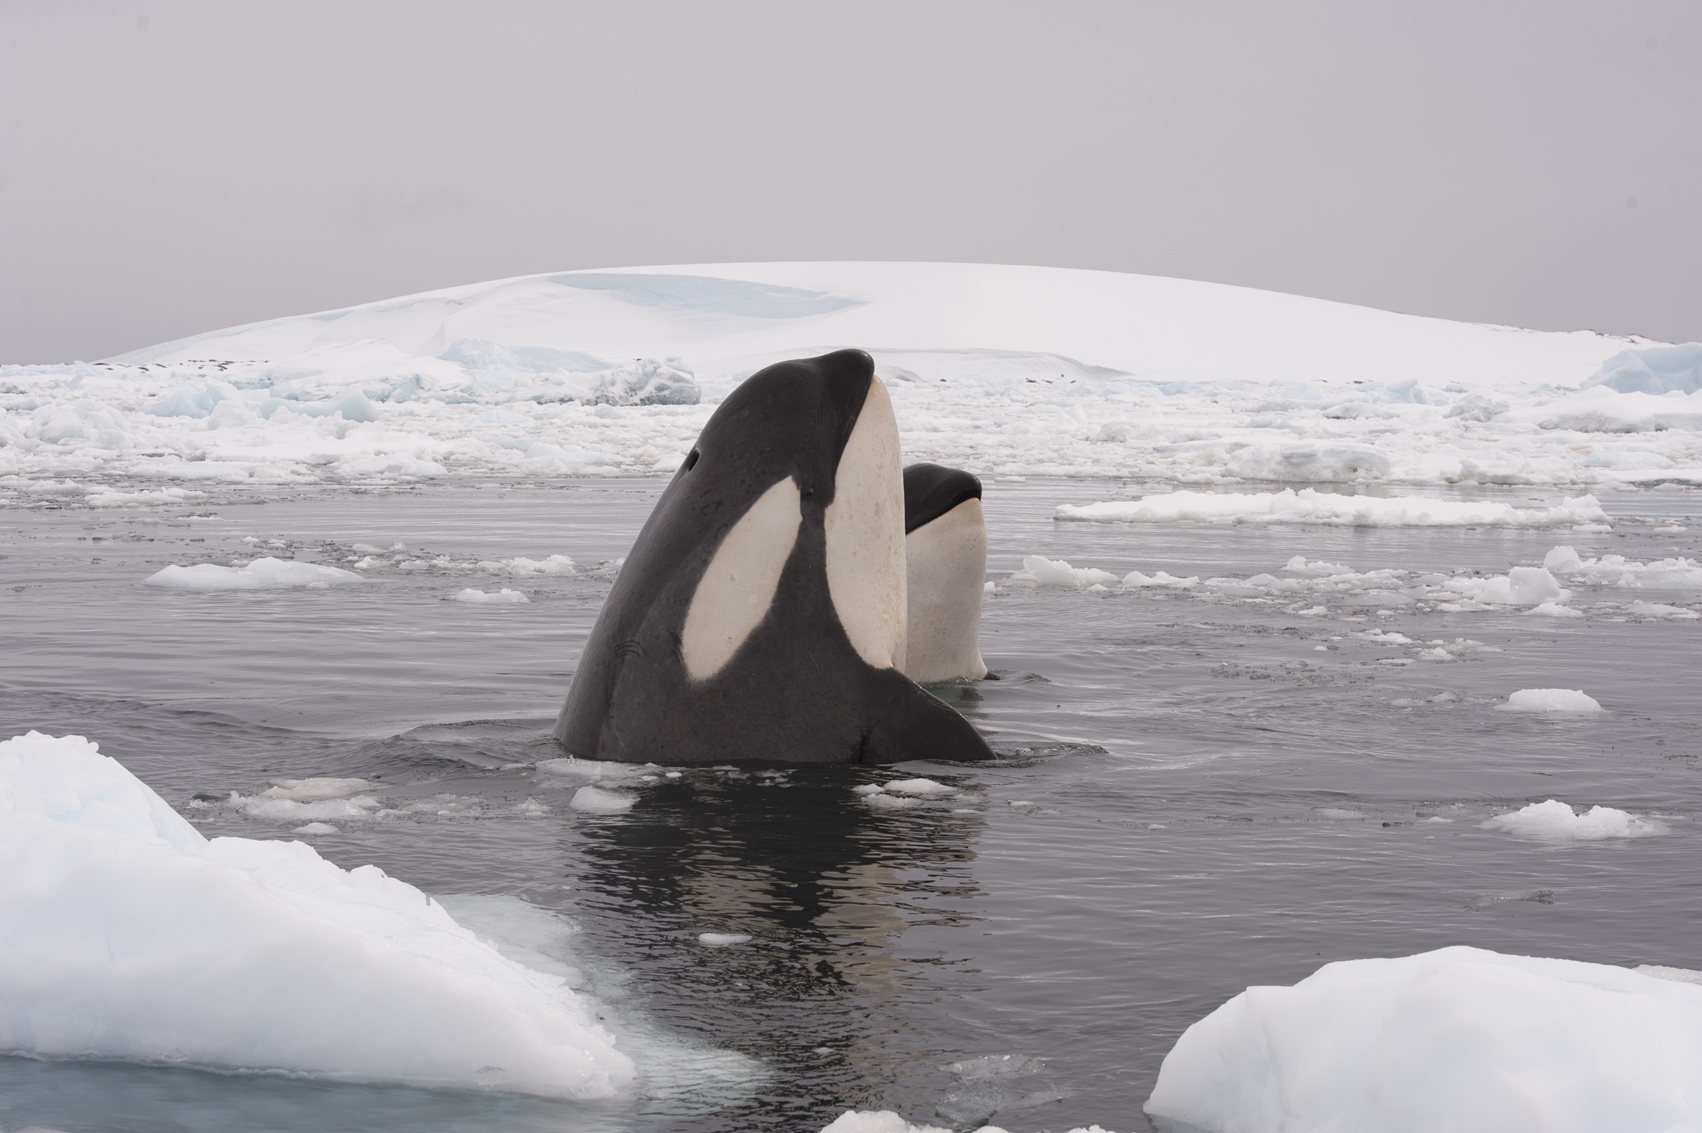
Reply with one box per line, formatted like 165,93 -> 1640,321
568,785 -> 638,814
4,264 -> 1699,490
1544,544 -> 1702,591
0,731 -> 632,1097
1054,490 -> 1609,527
697,933 -> 752,947
483,554 -> 577,577
820,1112 -> 1116,1133
85,486 -> 208,507
1500,689 -> 1604,713
453,587 -> 530,604
1481,800 -> 1666,842
263,776 -> 374,801
1144,945 -> 1702,1133
853,778 -> 960,809
144,557 -> 363,590
1000,546 -> 1699,621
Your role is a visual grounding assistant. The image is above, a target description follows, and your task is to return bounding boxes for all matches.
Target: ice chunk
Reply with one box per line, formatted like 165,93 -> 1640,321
1121,569 -> 1200,589
1009,555 -> 1122,589
145,557 -> 363,590
453,587 -> 529,604
1481,799 -> 1666,842
1507,566 -> 1563,605
1581,343 -> 1702,395
1639,965 -> 1702,986
1145,946 -> 1702,1133
483,554 -> 577,577
1056,490 -> 1607,528
86,487 -> 208,508
819,1114 -> 957,1133
819,1113 -> 1114,1133
1283,555 -> 1354,576
697,933 -> 752,947
881,778 -> 959,797
1501,688 -> 1604,713
262,777 -> 372,801
569,785 -> 637,814
536,757 -> 645,783
1628,600 -> 1699,619
0,731 -> 632,1097
1537,548 -> 1702,591
232,792 -> 380,822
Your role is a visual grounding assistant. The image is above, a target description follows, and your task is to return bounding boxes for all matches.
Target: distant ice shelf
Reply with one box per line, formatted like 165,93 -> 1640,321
2,263 -> 1699,492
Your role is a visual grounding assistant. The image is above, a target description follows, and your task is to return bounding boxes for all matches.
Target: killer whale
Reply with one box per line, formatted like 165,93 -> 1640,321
900,463 -> 990,684
555,349 -> 995,764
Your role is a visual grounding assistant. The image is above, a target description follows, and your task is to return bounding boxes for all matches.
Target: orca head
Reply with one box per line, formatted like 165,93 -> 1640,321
559,349 -> 994,763
902,463 -> 983,534
668,348 -> 907,679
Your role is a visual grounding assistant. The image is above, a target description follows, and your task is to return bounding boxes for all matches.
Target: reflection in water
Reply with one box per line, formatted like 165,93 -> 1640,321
569,768 -> 986,1130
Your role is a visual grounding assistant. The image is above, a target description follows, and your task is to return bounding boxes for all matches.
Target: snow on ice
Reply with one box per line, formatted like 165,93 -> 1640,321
0,731 -> 632,1097
3,263 -> 1700,492
1144,946 -> 1702,1133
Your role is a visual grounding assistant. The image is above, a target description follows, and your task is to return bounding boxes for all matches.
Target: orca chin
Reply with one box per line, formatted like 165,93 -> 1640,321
555,349 -> 995,765
900,463 -> 990,684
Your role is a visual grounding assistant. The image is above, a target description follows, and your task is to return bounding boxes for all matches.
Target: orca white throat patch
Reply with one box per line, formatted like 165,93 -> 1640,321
902,497 -> 989,683
680,476 -> 802,681
823,378 -> 907,671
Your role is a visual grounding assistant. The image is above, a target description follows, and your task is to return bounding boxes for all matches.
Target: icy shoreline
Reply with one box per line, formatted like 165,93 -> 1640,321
3,263 -> 1700,491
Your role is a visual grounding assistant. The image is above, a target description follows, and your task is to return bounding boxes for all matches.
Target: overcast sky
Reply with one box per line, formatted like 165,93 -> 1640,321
1,0 -> 1697,362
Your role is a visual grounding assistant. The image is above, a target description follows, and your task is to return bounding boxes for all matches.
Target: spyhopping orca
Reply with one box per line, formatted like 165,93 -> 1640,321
900,463 -> 990,683
555,349 -> 995,764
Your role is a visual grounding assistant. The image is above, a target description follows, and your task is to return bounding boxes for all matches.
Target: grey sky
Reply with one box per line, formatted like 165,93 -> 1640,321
1,0 -> 1697,363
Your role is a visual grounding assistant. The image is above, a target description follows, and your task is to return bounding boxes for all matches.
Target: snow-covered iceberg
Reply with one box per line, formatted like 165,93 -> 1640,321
1145,946 -> 1702,1133
0,731 -> 633,1098
3,263 -> 1699,490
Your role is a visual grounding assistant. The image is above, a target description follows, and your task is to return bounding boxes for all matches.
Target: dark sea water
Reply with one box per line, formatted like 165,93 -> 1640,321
2,478 -> 1700,1133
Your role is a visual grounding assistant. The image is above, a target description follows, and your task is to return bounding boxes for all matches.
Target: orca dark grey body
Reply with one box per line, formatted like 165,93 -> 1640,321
555,349 -> 995,764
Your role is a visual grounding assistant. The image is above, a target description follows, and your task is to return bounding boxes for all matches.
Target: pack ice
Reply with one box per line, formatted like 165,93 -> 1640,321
0,731 -> 633,1098
2,263 -> 1698,491
1145,946 -> 1702,1133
